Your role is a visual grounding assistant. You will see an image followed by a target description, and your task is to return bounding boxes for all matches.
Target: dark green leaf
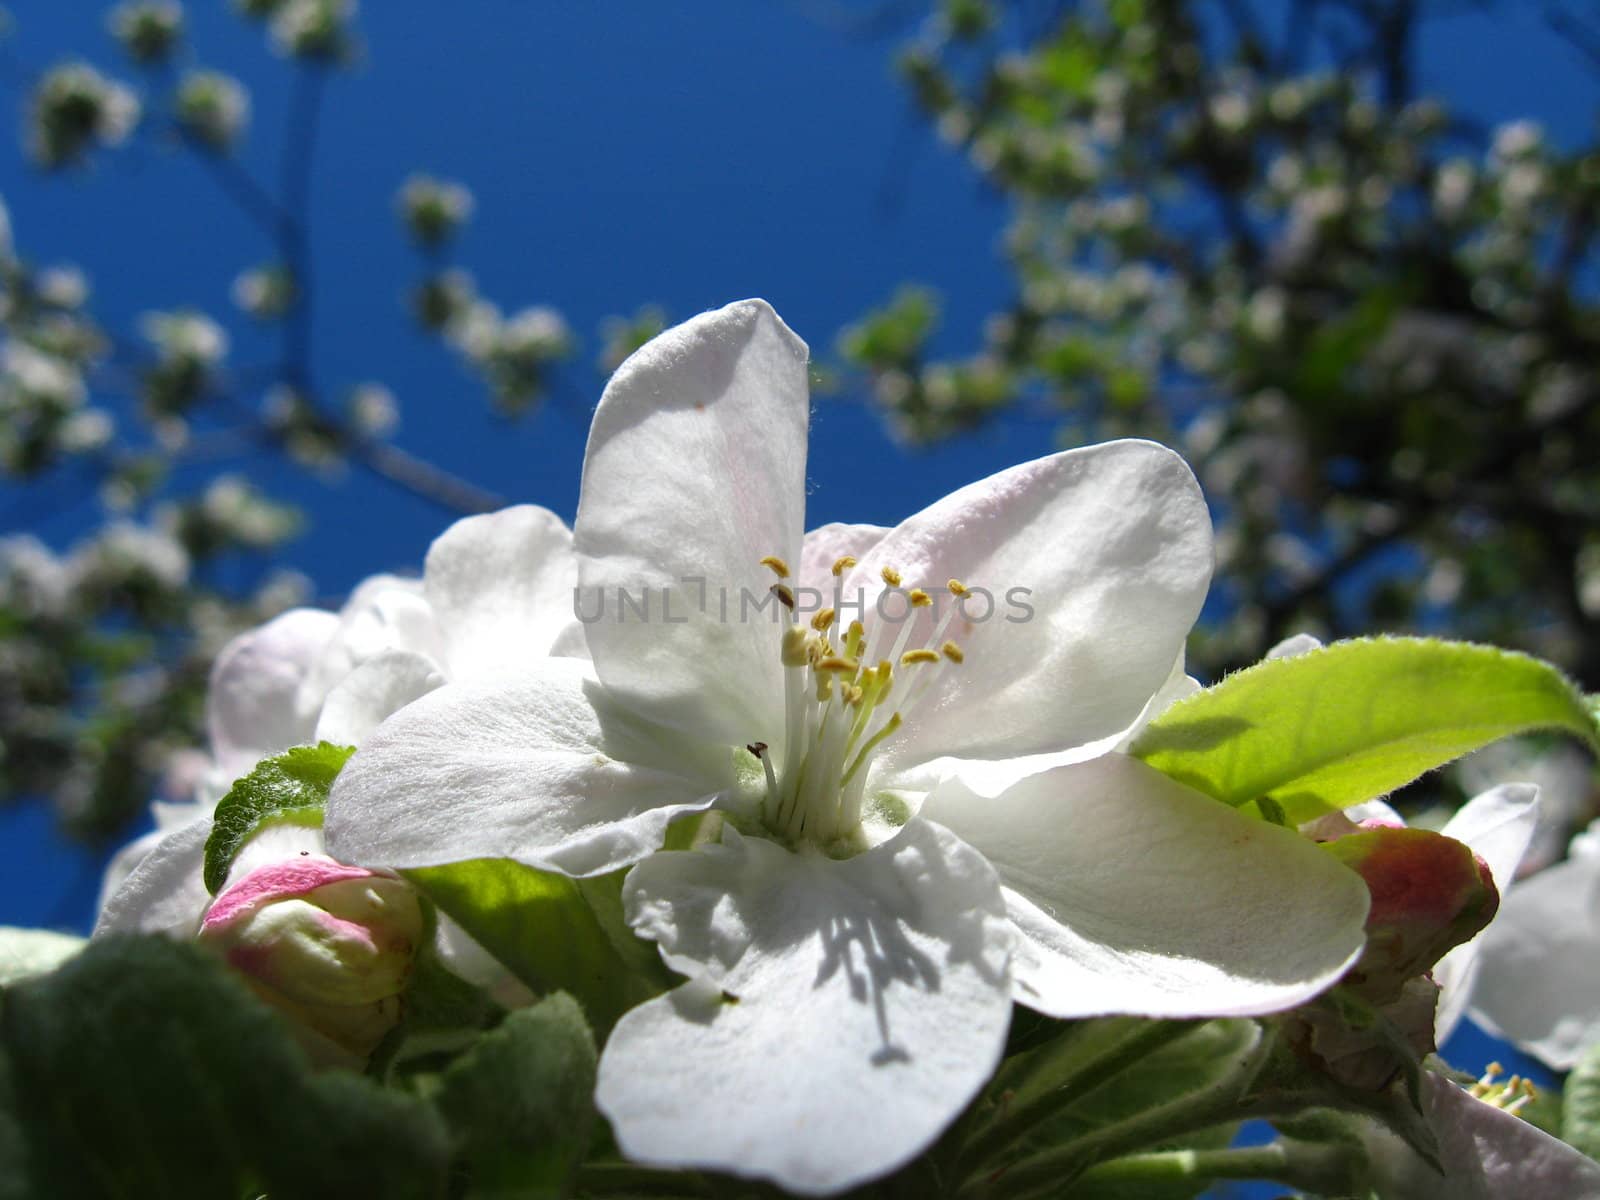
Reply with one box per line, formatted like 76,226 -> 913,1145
203,741 -> 354,893
1,935 -> 449,1199
434,994 -> 598,1196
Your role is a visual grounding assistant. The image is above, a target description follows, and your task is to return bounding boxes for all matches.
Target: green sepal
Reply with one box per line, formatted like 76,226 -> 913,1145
1131,637 -> 1600,823
203,741 -> 354,893
0,935 -> 450,1199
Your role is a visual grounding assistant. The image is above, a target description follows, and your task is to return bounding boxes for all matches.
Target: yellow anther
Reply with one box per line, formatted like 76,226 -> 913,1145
881,566 -> 902,587
831,555 -> 857,577
817,656 -> 860,674
811,607 -> 836,632
815,671 -> 835,702
948,579 -> 968,596
771,583 -> 796,610
845,685 -> 864,706
900,649 -> 940,666
941,640 -> 965,663
781,626 -> 812,667
760,555 -> 791,579
909,589 -> 932,608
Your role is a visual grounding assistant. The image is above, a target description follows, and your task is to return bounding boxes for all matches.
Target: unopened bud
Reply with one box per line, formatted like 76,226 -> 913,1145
1323,826 -> 1497,1004
199,855 -> 423,1057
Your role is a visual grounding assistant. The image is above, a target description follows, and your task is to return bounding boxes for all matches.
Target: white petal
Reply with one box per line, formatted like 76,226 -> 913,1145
433,916 -> 537,1009
1112,649 -> 1200,750
1265,632 -> 1324,659
920,755 -> 1369,1018
0,927 -> 84,985
1470,840 -> 1600,1070
313,649 -> 446,747
844,440 -> 1212,769
1443,783 -> 1541,895
424,505 -> 577,680
93,817 -> 214,940
576,299 -> 810,749
797,522 -> 888,607
325,658 -> 732,877
95,827 -> 166,917
878,650 -> 1198,806
207,607 -> 340,780
1432,784 -> 1540,1042
1364,1073 -> 1600,1199
296,573 -> 444,717
222,819 -> 328,891
596,820 -> 1012,1195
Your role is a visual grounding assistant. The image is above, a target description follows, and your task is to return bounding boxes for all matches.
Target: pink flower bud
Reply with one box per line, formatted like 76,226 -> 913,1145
1323,826 -> 1498,1004
199,854 -> 423,1058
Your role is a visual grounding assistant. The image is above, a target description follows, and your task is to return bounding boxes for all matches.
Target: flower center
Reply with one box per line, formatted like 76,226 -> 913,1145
749,554 -> 966,847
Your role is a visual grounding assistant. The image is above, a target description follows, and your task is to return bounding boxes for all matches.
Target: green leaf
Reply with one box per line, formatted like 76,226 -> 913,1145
433,994 -> 598,1195
1,935 -> 449,1199
1563,1039 -> 1600,1161
0,926 -> 84,987
1131,637 -> 1600,824
203,741 -> 354,893
406,859 -> 669,1036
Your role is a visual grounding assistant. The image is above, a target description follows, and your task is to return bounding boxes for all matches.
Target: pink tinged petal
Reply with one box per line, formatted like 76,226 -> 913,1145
576,299 -> 810,749
1433,783 -> 1540,1043
1471,840 -> 1600,1070
296,574 -> 445,717
424,505 -> 578,681
325,657 -> 733,877
596,820 -> 1013,1196
919,755 -> 1370,1018
1364,1072 -> 1600,1199
206,607 -> 340,780
93,817 -> 214,940
797,522 -> 889,605
313,648 -> 447,747
844,439 -> 1213,771
200,857 -> 378,935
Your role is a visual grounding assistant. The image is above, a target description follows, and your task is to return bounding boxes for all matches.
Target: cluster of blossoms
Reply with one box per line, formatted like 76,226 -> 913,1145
85,301 -> 1600,1196
107,1 -> 184,65
398,174 -> 476,248
26,62 -> 141,169
175,70 -> 251,151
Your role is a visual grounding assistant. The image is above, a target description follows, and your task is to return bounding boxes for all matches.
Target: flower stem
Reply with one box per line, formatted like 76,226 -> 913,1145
958,1018 -> 1199,1174
1072,1140 -> 1361,1194
963,1022 -> 1279,1200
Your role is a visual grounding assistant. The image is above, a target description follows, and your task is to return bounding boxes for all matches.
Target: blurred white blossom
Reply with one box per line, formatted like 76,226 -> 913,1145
176,71 -> 250,151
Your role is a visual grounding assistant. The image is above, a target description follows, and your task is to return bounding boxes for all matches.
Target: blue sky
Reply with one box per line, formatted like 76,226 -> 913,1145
0,0 -> 1592,1089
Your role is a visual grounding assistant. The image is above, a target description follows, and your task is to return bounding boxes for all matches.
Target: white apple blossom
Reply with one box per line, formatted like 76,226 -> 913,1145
325,299 -> 1369,1195
95,502 -> 580,926
1472,817 -> 1600,1070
